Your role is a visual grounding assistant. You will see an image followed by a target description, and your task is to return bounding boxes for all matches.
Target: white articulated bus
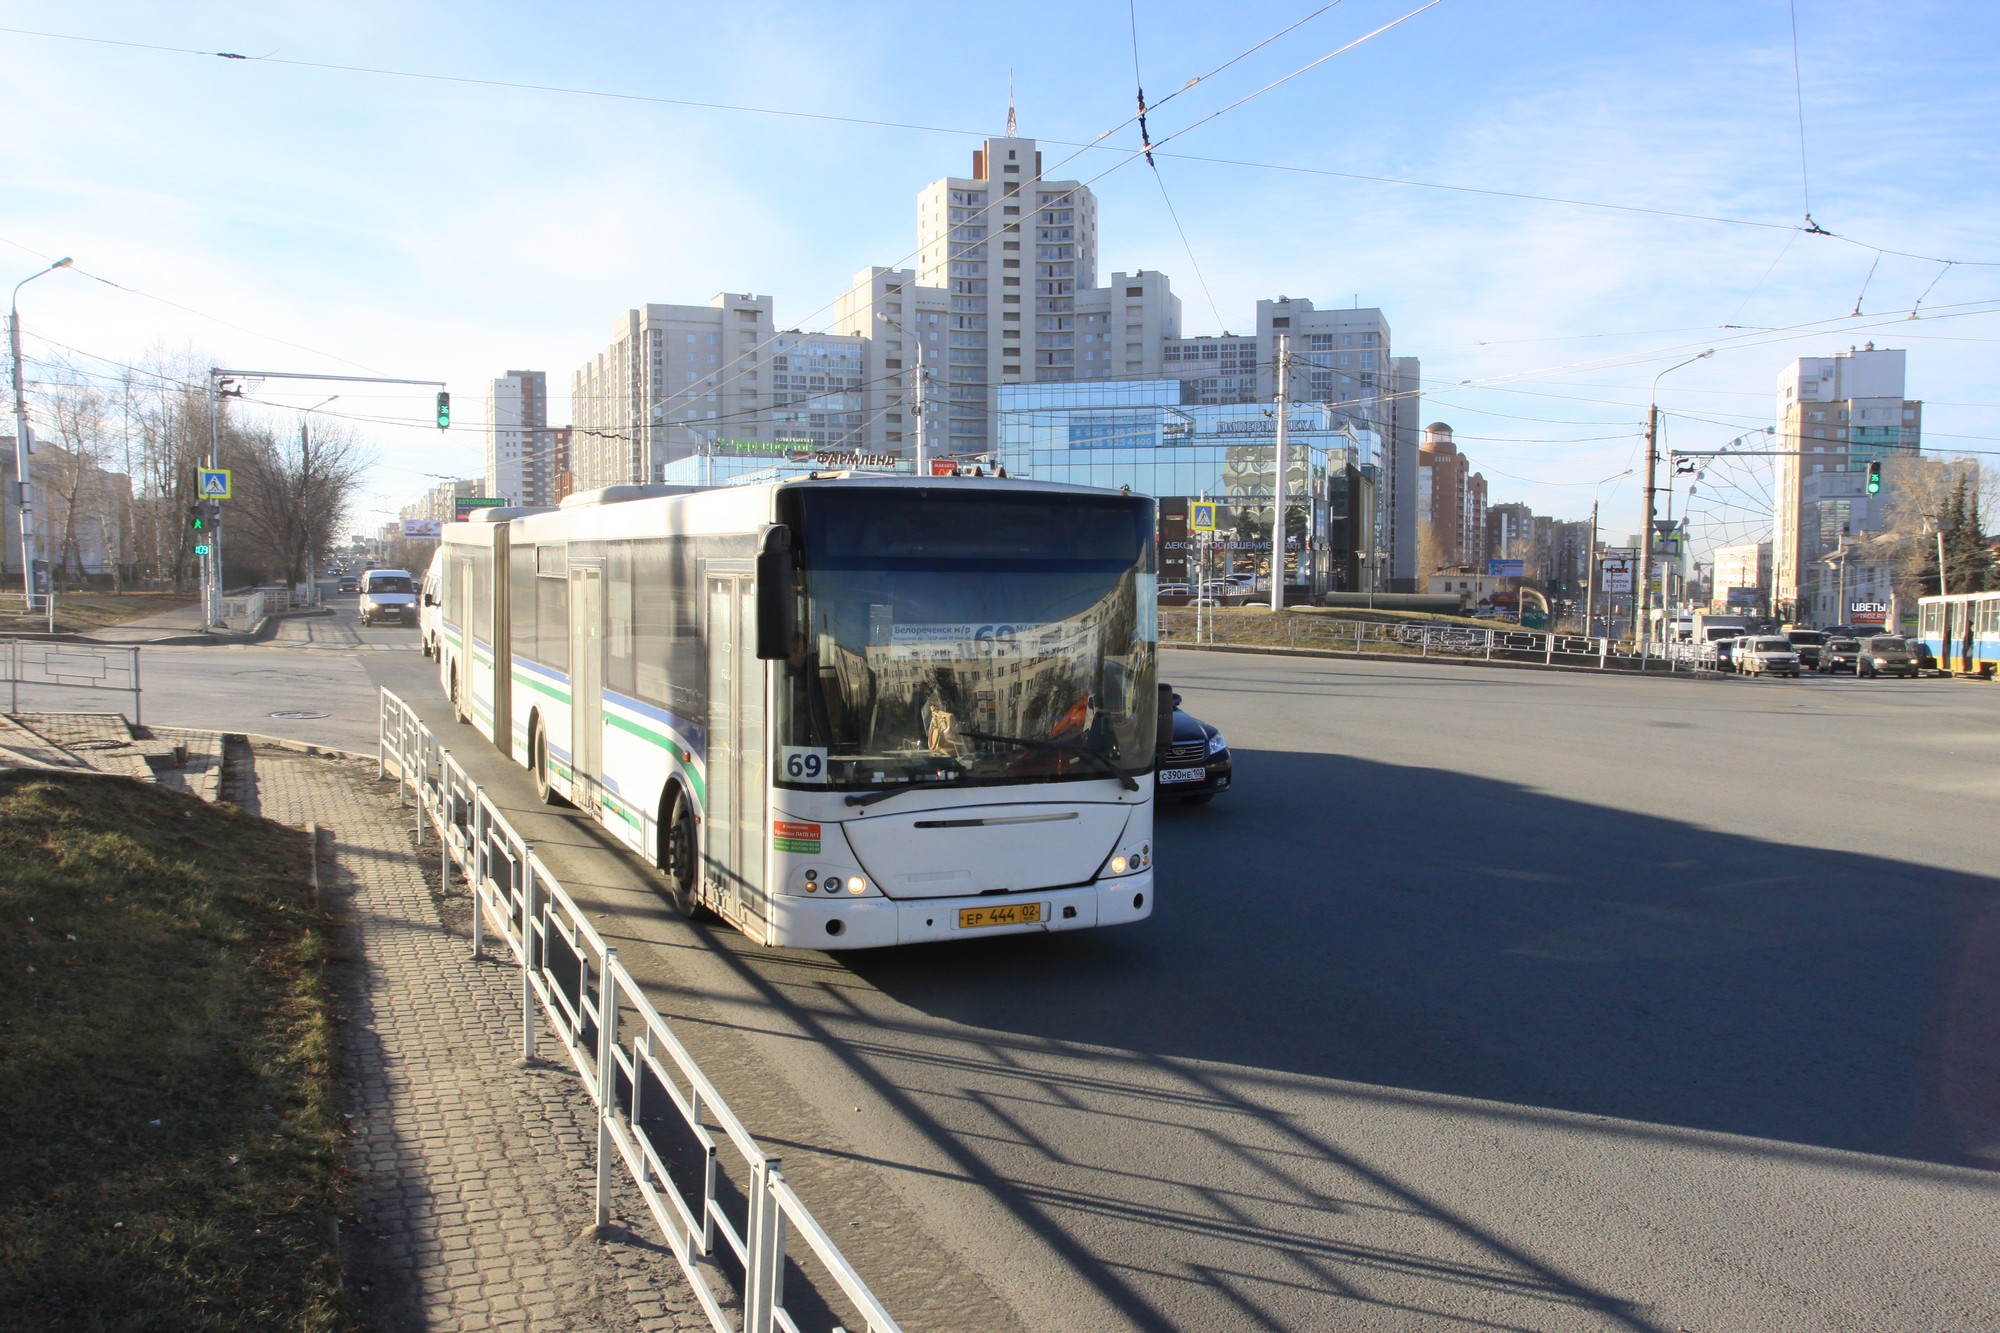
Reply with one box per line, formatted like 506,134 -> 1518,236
434,475 -> 1161,949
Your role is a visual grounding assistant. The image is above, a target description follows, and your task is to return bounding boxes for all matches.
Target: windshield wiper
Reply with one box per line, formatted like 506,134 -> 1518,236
962,729 -> 1140,792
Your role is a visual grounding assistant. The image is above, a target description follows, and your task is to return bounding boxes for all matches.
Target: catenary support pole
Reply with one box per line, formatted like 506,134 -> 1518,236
1269,334 -> 1290,613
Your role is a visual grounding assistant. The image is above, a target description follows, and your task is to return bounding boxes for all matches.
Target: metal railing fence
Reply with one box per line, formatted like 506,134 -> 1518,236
1,639 -> 143,723
1160,611 -> 1720,675
377,688 -> 900,1333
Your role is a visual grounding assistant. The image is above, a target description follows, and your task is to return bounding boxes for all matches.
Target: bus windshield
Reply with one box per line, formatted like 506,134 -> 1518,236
777,488 -> 1157,792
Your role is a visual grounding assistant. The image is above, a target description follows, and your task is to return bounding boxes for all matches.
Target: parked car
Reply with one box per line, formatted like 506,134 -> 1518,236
358,568 -> 418,627
1155,689 -> 1231,804
1735,635 -> 1803,677
1821,637 -> 1863,673
1784,629 -> 1826,671
1858,635 -> 1918,678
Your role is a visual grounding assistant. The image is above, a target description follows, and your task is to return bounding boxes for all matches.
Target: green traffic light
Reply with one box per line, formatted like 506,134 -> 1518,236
436,391 -> 451,429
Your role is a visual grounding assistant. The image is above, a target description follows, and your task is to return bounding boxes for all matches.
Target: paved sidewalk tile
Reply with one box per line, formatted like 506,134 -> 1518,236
234,741 -> 708,1333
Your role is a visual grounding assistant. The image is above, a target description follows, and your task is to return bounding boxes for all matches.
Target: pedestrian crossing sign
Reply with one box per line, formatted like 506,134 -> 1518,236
1190,502 -> 1217,532
197,468 -> 232,499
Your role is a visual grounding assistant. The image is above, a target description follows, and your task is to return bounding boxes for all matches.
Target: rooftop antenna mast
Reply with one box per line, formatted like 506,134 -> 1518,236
1007,71 -> 1017,136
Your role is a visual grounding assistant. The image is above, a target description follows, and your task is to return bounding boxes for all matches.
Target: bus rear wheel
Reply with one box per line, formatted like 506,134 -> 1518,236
660,790 -> 704,919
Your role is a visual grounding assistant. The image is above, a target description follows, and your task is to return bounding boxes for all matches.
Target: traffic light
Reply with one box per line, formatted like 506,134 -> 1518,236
206,501 -> 222,528
435,391 -> 451,429
189,504 -> 205,532
1865,459 -> 1882,494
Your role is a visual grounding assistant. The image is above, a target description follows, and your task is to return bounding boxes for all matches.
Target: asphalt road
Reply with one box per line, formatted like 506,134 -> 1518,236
44,608 -> 2000,1330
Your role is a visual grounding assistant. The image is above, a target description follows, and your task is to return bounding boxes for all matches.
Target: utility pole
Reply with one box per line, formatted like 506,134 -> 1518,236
1639,349 -> 1712,651
1269,334 -> 1290,613
1584,497 -> 1599,638
10,256 -> 72,609
1836,531 -> 1848,623
1640,400 -> 1659,646
914,332 -> 929,478
205,373 -> 222,632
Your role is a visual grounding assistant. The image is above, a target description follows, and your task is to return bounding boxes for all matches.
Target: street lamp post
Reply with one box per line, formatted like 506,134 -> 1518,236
1640,349 -> 1713,649
876,312 -> 929,476
1584,468 -> 1633,639
10,256 -> 74,608
301,395 -> 338,606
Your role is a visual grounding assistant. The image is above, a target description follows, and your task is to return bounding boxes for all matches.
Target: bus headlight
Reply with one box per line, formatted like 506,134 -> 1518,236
1104,846 -> 1150,878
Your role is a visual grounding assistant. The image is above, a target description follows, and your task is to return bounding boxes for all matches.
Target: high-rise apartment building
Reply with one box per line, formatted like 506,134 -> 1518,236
569,295 -> 778,491
486,371 -> 552,507
837,133 -> 1178,458
1771,346 -> 1921,620
1417,423 -> 1486,569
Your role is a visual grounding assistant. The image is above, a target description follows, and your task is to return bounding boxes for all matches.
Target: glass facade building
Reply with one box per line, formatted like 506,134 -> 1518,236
996,379 -> 1383,596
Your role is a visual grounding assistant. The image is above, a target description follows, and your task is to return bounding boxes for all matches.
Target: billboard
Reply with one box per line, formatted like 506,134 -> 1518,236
1600,558 -> 1634,594
1849,601 -> 1889,626
1487,559 -> 1524,578
401,519 -> 442,540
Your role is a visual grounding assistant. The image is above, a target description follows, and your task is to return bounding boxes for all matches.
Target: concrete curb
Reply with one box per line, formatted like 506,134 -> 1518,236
1166,639 -> 1724,683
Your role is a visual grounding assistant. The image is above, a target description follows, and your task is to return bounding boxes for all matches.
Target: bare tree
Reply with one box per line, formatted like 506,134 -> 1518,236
33,369 -> 120,586
223,415 -> 369,588
117,348 -> 216,591
1879,454 -> 1982,602
1416,520 -> 1445,582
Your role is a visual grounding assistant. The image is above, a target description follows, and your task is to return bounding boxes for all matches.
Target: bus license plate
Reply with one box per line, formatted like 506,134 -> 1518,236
1159,767 -> 1205,784
958,903 -> 1043,930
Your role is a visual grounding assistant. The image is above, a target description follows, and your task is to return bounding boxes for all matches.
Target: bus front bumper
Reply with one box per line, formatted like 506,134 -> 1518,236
765,870 -> 1155,950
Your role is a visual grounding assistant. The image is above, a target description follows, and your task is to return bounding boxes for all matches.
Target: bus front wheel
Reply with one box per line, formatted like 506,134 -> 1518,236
661,790 -> 704,919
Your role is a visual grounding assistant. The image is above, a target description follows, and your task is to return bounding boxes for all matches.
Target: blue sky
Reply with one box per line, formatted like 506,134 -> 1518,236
4,1 -> 1996,553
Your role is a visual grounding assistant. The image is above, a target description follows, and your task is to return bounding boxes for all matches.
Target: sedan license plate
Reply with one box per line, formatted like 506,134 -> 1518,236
1158,767 -> 1206,784
958,902 -> 1043,930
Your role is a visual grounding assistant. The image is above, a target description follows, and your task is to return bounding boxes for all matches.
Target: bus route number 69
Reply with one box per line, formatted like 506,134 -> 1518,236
782,747 -> 829,783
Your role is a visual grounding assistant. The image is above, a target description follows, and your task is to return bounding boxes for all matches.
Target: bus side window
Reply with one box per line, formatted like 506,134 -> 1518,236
607,544 -> 636,697
632,540 -> 673,704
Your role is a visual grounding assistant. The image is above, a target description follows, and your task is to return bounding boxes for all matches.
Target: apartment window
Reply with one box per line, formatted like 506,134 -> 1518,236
1003,164 -> 1020,174
1003,206 -> 1021,216
1272,317 -> 1290,328
1004,241 -> 1020,251
1004,277 -> 1020,286
1004,259 -> 1020,268
1126,286 -> 1143,297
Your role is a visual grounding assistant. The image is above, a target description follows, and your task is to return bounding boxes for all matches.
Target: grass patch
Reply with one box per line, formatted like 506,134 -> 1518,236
0,772 -> 353,1330
0,591 -> 197,634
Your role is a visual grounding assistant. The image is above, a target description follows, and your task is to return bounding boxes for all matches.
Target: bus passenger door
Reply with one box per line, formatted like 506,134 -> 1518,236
569,564 -> 603,810
704,571 -> 767,928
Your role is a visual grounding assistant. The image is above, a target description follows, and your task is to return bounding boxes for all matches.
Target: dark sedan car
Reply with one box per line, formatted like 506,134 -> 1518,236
1155,691 -> 1231,804
1822,637 -> 1863,673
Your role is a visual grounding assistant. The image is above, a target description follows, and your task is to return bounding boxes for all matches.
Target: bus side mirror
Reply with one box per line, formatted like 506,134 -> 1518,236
1156,683 -> 1176,748
755,524 -> 796,660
